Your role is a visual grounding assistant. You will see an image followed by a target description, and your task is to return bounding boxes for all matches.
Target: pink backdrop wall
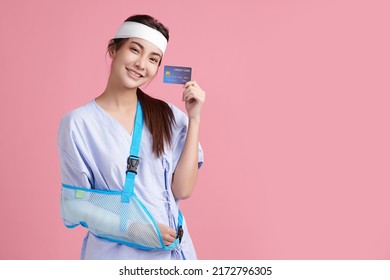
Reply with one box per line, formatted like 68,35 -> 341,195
0,0 -> 389,259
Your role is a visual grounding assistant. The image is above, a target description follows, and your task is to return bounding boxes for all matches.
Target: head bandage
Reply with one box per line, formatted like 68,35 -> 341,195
114,21 -> 168,54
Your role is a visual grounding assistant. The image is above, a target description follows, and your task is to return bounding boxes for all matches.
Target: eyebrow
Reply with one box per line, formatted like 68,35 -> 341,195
130,41 -> 162,58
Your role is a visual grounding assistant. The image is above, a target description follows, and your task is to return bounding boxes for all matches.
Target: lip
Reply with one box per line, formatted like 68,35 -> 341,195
126,68 -> 144,80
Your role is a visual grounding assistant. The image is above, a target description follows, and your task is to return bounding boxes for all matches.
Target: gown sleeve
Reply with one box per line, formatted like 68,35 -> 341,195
170,104 -> 204,172
58,114 -> 118,231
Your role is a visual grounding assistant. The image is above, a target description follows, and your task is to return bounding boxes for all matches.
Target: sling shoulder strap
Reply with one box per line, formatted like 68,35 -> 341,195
121,100 -> 143,203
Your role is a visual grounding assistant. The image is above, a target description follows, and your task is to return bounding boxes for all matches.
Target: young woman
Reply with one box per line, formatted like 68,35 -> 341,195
58,14 -> 205,260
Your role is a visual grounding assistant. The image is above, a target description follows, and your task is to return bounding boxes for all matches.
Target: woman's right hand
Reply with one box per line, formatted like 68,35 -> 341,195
158,223 -> 177,246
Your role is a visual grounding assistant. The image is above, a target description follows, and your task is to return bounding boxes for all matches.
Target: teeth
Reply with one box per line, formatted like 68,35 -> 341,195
128,69 -> 141,78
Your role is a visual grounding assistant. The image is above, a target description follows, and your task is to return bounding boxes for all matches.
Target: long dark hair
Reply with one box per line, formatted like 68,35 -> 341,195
108,15 -> 175,158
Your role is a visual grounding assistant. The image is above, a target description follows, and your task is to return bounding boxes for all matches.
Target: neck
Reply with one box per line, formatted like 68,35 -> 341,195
97,81 -> 138,111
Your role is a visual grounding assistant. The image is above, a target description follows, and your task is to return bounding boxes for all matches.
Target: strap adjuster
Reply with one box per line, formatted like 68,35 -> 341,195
126,156 -> 139,174
177,225 -> 184,243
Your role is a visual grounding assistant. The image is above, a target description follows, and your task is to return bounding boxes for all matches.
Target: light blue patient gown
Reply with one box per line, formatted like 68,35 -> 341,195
58,100 -> 204,260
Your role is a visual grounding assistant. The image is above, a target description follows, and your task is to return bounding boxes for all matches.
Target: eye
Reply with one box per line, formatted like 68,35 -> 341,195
130,47 -> 140,54
149,57 -> 160,64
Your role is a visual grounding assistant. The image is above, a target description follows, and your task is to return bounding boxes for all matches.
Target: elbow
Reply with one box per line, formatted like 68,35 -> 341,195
172,180 -> 195,200
171,170 -> 198,200
173,188 -> 193,200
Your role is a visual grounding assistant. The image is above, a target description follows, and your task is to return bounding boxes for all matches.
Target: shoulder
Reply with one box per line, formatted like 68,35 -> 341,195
167,102 -> 188,127
58,101 -> 99,148
139,90 -> 188,128
59,101 -> 97,131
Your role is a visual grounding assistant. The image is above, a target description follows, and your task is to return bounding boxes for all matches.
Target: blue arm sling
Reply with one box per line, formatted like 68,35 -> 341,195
61,101 -> 183,251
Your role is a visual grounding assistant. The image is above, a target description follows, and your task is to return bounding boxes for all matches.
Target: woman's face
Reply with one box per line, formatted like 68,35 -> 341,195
110,38 -> 162,89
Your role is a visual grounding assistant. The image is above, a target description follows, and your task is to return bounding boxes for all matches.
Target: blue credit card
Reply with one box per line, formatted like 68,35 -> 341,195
163,65 -> 192,84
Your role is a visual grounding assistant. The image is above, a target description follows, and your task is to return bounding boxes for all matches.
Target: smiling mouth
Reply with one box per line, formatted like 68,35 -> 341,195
126,68 -> 143,78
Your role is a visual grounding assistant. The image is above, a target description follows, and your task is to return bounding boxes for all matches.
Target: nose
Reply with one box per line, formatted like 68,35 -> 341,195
135,55 -> 146,70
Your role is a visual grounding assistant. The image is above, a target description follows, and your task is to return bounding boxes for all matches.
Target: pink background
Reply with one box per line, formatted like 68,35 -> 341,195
0,0 -> 389,259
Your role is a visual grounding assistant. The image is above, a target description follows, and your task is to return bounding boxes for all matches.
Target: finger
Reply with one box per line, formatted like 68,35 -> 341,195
163,234 -> 175,243
184,81 -> 193,88
158,224 -> 177,244
163,232 -> 176,246
184,91 -> 205,104
182,88 -> 196,101
168,227 -> 177,237
183,86 -> 203,97
159,223 -> 176,234
184,80 -> 198,88
183,84 -> 195,95
182,90 -> 192,101
182,91 -> 192,102
183,82 -> 204,96
183,93 -> 200,104
164,239 -> 174,246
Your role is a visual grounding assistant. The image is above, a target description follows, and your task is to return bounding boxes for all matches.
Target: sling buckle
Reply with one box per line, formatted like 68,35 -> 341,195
126,156 -> 139,174
177,225 -> 184,243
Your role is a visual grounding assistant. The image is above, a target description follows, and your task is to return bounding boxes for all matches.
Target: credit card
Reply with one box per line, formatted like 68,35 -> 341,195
163,65 -> 192,84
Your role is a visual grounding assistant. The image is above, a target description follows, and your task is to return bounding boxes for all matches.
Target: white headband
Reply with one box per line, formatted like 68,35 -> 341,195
114,21 -> 168,54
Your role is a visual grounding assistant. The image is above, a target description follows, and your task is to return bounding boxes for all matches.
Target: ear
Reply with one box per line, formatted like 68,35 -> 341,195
108,39 -> 116,58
